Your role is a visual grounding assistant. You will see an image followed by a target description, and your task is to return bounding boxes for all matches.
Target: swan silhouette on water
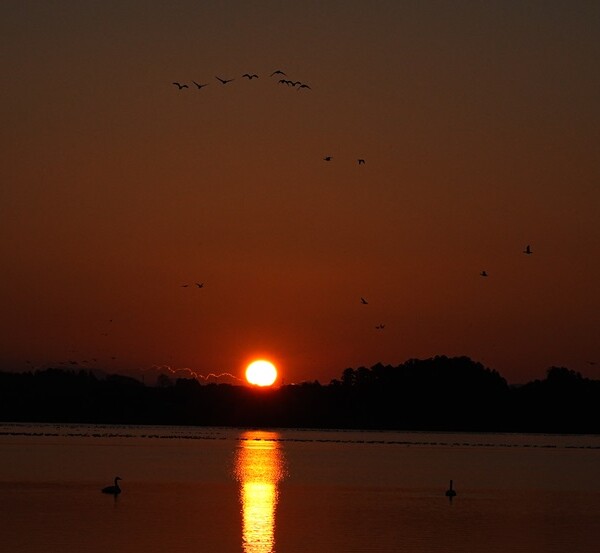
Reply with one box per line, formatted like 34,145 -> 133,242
102,476 -> 122,495
445,479 -> 457,498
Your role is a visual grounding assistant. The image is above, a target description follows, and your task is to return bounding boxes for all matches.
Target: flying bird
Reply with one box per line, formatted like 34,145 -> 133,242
195,283 -> 204,288
270,70 -> 286,76
523,245 -> 533,255
360,297 -> 368,305
242,73 -> 258,79
297,83 -> 312,90
192,81 -> 208,89
375,324 -> 385,330
480,271 -> 488,277
358,159 -> 365,165
215,76 -> 234,84
323,156 -> 332,161
172,82 -> 188,89
101,476 -> 122,495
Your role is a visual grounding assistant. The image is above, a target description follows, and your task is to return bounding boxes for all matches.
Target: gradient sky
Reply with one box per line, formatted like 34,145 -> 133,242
1,1 -> 599,385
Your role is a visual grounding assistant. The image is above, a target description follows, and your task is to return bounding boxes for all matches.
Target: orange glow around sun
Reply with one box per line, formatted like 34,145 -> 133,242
245,360 -> 278,387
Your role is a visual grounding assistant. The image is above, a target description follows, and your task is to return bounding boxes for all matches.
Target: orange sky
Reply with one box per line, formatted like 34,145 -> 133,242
1,1 -> 599,384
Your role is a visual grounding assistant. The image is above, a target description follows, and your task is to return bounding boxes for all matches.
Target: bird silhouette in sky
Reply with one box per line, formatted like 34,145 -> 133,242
361,297 -> 368,304
358,159 -> 365,165
181,284 -> 189,287
172,82 -> 188,89
192,81 -> 208,89
279,79 -> 291,85
270,70 -> 286,76
480,271 -> 488,277
195,283 -> 204,288
324,156 -> 332,161
375,324 -> 385,329
297,83 -> 312,90
523,245 -> 533,255
242,73 -> 258,79
215,76 -> 234,84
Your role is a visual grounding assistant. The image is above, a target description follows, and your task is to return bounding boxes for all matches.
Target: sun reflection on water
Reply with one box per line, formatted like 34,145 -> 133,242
234,431 -> 286,553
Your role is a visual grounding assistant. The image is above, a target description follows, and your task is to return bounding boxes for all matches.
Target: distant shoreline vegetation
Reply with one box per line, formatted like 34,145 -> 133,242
1,356 -> 598,434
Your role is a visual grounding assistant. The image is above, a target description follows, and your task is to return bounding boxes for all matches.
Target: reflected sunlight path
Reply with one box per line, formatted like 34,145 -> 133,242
234,431 -> 286,553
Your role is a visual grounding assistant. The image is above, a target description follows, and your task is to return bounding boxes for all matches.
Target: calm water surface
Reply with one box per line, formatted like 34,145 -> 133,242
0,423 -> 599,553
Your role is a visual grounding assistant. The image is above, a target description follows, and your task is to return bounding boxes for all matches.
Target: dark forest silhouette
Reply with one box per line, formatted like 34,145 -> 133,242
1,356 -> 598,433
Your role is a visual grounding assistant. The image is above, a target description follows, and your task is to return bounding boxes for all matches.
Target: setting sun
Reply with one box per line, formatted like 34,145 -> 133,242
245,360 -> 278,387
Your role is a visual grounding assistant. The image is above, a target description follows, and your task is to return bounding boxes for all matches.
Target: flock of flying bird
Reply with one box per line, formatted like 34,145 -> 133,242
480,244 -> 533,278
172,69 -> 311,91
173,72 -> 537,332
324,155 -> 366,166
173,70 -> 368,166
181,282 -> 204,289
362,244 -> 535,330
26,67 -> 544,371
154,241 -> 533,334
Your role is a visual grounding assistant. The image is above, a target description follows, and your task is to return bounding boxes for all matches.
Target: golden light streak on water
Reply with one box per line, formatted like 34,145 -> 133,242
234,431 -> 286,553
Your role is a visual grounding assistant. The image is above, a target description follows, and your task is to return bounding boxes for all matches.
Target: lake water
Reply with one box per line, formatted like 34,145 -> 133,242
0,423 -> 599,553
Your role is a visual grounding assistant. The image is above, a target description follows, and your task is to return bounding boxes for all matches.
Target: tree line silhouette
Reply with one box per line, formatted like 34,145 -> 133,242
1,356 -> 598,433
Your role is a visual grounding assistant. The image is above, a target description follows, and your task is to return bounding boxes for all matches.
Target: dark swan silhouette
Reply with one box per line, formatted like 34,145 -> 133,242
102,476 -> 122,495
480,270 -> 488,277
523,245 -> 532,255
445,480 -> 457,498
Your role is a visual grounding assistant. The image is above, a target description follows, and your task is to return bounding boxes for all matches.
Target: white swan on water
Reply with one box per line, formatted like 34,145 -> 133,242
102,476 -> 122,495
